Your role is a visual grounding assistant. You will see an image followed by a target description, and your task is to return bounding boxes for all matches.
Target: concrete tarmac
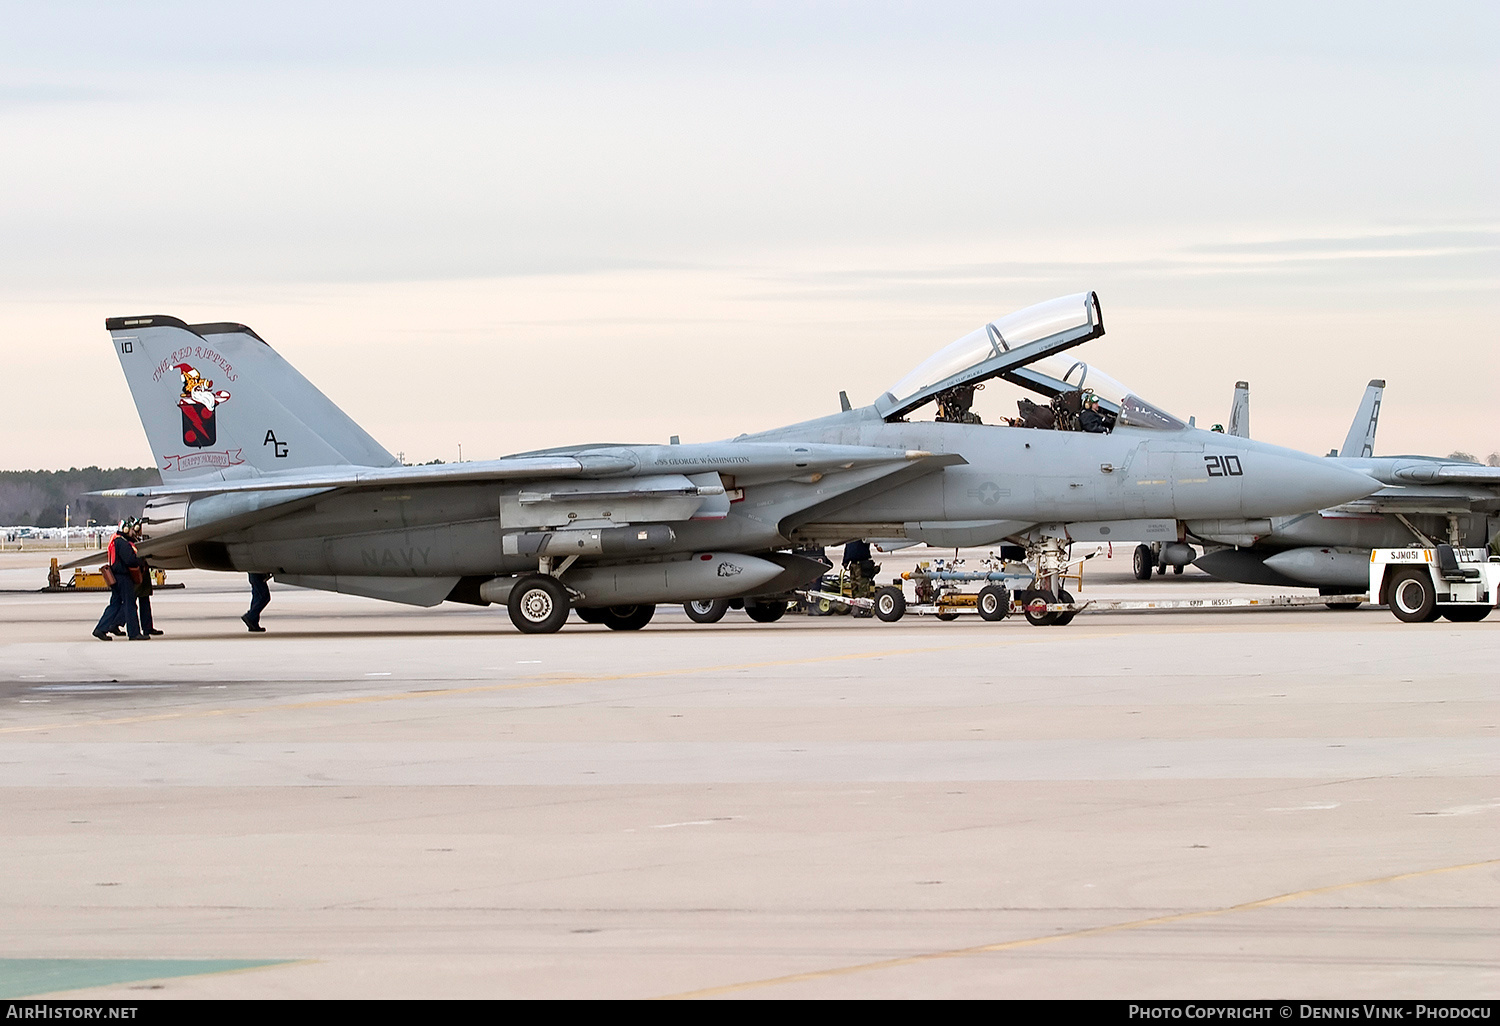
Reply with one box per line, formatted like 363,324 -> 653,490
0,552 -> 1496,999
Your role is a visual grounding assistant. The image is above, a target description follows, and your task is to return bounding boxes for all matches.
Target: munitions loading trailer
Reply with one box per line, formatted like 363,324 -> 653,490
797,555 -> 1086,627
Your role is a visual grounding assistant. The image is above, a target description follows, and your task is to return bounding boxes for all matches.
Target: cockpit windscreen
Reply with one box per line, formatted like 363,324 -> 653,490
1115,395 -> 1186,431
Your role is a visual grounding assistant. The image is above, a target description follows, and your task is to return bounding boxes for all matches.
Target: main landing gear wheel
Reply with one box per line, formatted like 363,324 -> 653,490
602,604 -> 656,631
1132,544 -> 1153,581
977,585 -> 1009,622
683,598 -> 729,623
873,586 -> 906,622
1023,589 -> 1057,626
508,574 -> 570,634
745,600 -> 787,623
1440,605 -> 1491,623
1387,568 -> 1439,623
575,607 -> 608,624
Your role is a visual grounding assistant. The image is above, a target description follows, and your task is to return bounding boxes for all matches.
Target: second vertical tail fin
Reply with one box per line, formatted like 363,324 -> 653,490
1339,379 -> 1384,459
1227,381 -> 1250,438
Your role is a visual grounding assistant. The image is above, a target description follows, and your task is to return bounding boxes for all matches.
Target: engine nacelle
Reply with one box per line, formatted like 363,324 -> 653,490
140,498 -> 187,540
140,498 -> 192,568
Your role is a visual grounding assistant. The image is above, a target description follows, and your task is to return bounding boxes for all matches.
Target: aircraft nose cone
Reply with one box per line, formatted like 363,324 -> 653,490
1241,449 -> 1377,517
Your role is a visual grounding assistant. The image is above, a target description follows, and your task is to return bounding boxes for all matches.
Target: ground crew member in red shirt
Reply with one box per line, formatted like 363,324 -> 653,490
94,518 -> 147,641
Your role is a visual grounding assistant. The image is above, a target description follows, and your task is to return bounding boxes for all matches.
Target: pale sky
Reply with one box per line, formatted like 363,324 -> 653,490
1,1 -> 1495,469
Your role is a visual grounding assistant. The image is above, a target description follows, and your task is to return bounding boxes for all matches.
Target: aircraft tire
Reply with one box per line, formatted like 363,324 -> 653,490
1387,568 -> 1436,623
683,599 -> 729,624
873,586 -> 905,622
1022,589 -> 1057,626
1132,545 -> 1153,580
508,575 -> 570,634
1173,564 -> 1184,575
575,607 -> 608,624
977,585 -> 1008,621
745,600 -> 787,623
1053,588 -> 1077,626
1439,604 -> 1491,623
936,612 -> 961,621
602,604 -> 656,630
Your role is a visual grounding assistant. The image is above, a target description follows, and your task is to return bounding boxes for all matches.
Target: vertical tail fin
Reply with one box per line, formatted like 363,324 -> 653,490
106,315 -> 398,484
1338,379 -> 1384,458
1227,381 -> 1250,438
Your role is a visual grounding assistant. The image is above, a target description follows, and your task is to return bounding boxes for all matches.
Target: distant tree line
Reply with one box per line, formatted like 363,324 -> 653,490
0,468 -> 156,527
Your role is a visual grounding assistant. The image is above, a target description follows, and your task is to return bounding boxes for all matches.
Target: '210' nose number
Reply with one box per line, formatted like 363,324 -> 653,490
1204,455 -> 1244,477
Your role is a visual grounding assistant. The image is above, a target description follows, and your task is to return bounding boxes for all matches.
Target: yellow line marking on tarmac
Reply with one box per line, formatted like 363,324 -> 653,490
661,857 -> 1500,999
0,633 -> 1092,736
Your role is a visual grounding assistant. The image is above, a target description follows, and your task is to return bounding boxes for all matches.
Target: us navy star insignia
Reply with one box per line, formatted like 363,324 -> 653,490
969,481 -> 1005,505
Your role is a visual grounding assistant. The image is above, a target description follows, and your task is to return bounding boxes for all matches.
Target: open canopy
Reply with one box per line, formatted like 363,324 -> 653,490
877,292 -> 1104,419
876,291 -> 1185,430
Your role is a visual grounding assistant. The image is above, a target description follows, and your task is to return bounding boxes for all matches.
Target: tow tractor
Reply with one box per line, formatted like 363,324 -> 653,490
1369,545 -> 1497,623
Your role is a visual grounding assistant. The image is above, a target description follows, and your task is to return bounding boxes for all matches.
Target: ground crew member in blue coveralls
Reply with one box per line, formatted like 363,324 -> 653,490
94,518 -> 148,641
243,573 -> 272,632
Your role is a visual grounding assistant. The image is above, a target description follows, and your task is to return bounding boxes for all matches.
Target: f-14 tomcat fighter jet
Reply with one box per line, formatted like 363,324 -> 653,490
1193,379 -> 1500,597
88,292 -> 1377,632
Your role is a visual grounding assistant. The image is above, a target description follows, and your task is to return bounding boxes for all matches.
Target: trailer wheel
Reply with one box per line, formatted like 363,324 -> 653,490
684,598 -> 729,623
936,612 -> 961,621
1132,544 -> 1153,580
977,585 -> 1009,621
1053,588 -> 1077,626
1388,568 -> 1437,623
1023,589 -> 1057,626
1440,604 -> 1491,623
745,599 -> 787,623
873,586 -> 905,622
508,574 -> 570,634
602,604 -> 656,631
